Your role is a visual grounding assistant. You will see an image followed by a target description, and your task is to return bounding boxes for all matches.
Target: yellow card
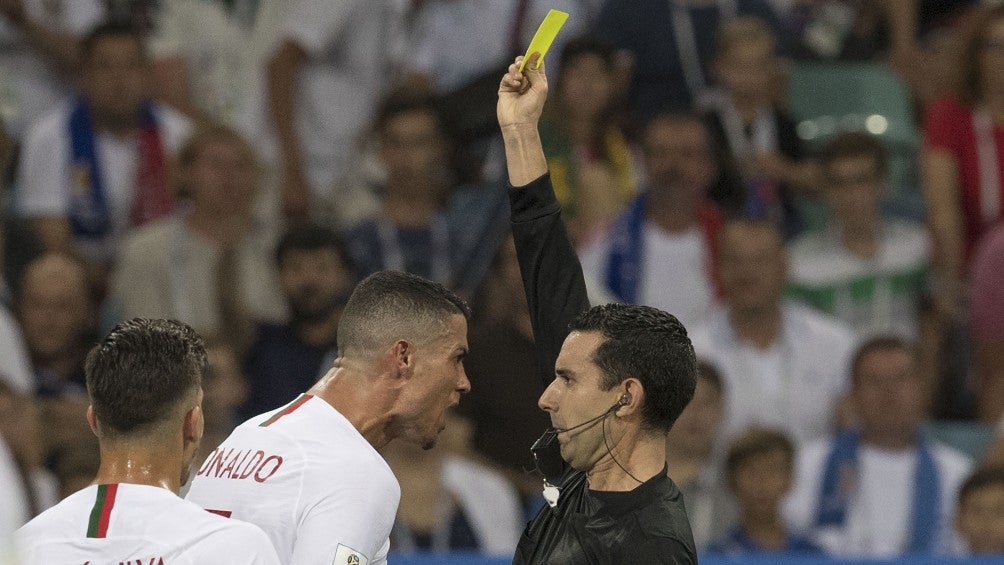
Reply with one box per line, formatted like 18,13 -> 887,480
519,9 -> 570,72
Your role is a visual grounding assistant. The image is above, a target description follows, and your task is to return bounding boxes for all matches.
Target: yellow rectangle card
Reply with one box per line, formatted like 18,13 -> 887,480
518,9 -> 570,72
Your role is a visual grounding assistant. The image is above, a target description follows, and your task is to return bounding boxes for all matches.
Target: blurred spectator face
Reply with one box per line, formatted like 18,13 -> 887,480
957,480 -> 1004,554
716,37 -> 777,102
19,255 -> 90,364
852,347 -> 925,443
643,117 -> 716,196
731,447 -> 791,518
979,16 -> 1004,97
379,109 -> 447,186
279,247 -> 352,325
81,35 -> 147,127
558,52 -> 613,119
823,154 -> 883,225
666,375 -> 723,458
187,138 -> 257,219
718,222 -> 786,312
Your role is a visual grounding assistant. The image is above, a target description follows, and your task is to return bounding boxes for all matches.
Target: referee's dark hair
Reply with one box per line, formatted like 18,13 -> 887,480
338,271 -> 470,359
85,318 -> 207,438
570,304 -> 697,433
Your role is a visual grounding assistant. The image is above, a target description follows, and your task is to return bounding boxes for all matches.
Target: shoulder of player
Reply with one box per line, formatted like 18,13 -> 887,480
15,487 -> 95,540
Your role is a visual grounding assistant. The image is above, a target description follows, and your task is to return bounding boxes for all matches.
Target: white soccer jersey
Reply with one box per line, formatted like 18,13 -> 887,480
186,394 -> 401,565
14,483 -> 280,564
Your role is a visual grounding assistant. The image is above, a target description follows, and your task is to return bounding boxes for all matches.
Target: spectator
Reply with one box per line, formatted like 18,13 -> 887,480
385,412 -> 524,555
265,0 -> 404,221
15,22 -> 192,271
539,36 -> 640,245
785,336 -> 973,556
689,218 -> 855,445
665,360 -> 737,549
922,4 -> 1004,317
345,89 -> 509,294
578,113 -> 723,330
148,0 -> 286,126
49,441 -> 100,501
402,0 -> 602,95
196,341 -> 249,469
595,0 -> 788,121
0,0 -> 105,140
788,132 -> 930,340
108,124 -> 284,350
0,379 -> 55,532
457,236 -> 550,498
0,301 -> 32,394
708,428 -> 823,555
970,222 -> 1004,422
703,16 -> 817,237
17,254 -> 92,396
955,466 -> 1004,555
239,224 -> 353,420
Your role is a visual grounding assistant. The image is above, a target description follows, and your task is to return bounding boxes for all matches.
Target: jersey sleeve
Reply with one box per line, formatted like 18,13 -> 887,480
288,467 -> 398,565
508,174 -> 592,384
623,537 -> 697,564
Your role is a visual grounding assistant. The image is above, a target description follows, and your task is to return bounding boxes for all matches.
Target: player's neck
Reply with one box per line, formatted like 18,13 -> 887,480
93,442 -> 184,494
309,364 -> 397,449
587,431 -> 665,492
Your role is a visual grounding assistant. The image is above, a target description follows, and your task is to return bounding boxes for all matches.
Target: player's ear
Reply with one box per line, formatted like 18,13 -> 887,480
184,405 -> 203,443
86,405 -> 98,436
390,339 -> 416,380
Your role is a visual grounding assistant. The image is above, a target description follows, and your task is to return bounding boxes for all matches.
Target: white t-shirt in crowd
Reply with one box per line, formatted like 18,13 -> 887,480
403,0 -> 603,93
148,0 -> 286,126
257,0 -> 403,199
689,302 -> 856,446
579,221 -> 716,331
0,304 -> 33,393
15,101 -> 192,263
0,0 -> 104,139
186,394 -> 400,565
784,437 -> 973,556
15,482 -> 280,564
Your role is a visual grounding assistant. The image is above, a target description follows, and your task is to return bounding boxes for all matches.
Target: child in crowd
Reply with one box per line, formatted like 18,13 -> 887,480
708,428 -> 823,555
955,466 -> 1004,555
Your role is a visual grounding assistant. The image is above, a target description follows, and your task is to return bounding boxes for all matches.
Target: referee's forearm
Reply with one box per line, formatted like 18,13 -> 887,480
501,123 -> 548,188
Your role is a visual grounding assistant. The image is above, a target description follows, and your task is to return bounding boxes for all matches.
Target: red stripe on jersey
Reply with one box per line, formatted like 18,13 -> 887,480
86,484 -> 118,538
259,393 -> 312,427
206,509 -> 232,518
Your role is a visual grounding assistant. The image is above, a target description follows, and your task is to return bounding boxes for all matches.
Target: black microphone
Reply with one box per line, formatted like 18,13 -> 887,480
530,400 -> 625,486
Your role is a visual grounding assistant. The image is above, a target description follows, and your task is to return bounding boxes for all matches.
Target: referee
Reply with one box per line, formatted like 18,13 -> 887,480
498,54 -> 699,564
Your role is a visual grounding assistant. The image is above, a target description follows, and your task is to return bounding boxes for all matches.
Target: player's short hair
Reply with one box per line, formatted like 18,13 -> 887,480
570,304 -> 696,433
85,319 -> 206,438
958,466 -> 1004,507
81,21 -> 146,64
337,271 -> 470,358
818,131 -> 889,176
850,335 -> 915,386
274,224 -> 354,273
726,427 -> 795,479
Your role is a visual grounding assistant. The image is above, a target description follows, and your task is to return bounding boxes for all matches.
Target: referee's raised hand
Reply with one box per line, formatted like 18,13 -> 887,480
497,53 -> 548,129
498,53 -> 549,187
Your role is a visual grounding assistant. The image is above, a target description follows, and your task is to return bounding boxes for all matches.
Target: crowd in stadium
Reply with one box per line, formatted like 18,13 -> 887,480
1,0 -> 1003,559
